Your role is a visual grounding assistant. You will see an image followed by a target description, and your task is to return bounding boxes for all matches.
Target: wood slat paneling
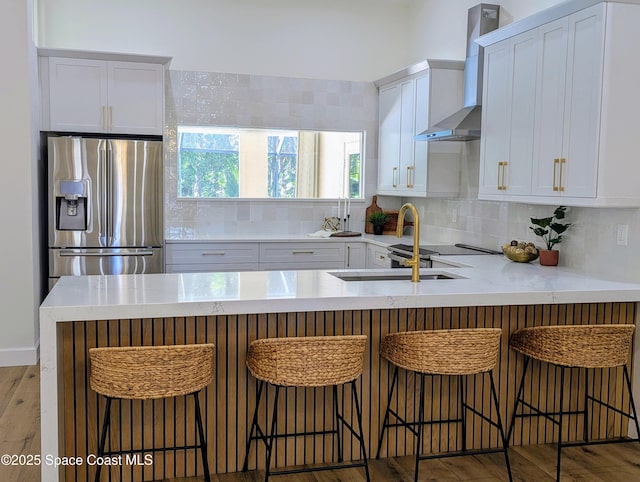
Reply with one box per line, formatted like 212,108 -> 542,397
58,303 -> 637,481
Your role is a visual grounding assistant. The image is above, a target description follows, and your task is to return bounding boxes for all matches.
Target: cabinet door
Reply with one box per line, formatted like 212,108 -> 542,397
48,58 -> 108,133
479,42 -> 511,195
531,18 -> 570,196
377,84 -> 402,192
345,242 -> 366,268
480,31 -> 537,197
560,5 -> 603,198
108,62 -> 164,135
397,80 -> 416,192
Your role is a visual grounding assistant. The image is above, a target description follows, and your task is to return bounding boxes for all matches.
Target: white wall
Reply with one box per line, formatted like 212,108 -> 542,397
36,0 -> 412,82
0,0 -> 41,366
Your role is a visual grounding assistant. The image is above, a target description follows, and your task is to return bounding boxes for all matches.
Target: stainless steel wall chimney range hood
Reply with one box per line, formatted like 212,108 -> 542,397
416,3 -> 500,142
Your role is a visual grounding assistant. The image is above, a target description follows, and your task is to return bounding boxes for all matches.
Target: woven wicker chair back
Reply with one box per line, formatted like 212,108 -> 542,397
380,328 -> 502,375
246,335 -> 367,387
510,324 -> 635,368
89,344 -> 215,399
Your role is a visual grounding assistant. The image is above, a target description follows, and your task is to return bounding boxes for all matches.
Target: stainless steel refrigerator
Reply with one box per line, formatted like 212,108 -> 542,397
48,135 -> 163,286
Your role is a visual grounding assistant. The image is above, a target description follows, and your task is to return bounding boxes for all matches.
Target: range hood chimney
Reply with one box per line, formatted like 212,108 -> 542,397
416,3 -> 500,142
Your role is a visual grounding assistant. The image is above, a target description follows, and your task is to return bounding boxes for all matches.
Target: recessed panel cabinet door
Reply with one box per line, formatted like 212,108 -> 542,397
108,61 -> 164,135
377,84 -> 402,192
48,58 -> 108,133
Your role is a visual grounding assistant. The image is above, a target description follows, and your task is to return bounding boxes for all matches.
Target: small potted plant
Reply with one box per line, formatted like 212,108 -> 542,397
367,211 -> 389,235
529,206 -> 571,266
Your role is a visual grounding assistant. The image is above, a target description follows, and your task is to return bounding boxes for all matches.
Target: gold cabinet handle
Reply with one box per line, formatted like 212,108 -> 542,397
498,161 -> 508,190
102,106 -> 107,131
346,245 -> 351,267
406,166 -> 414,188
558,158 -> 566,192
553,158 -> 560,191
392,167 -> 398,188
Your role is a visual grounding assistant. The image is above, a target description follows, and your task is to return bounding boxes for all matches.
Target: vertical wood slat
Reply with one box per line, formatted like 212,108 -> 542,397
59,302 -> 637,481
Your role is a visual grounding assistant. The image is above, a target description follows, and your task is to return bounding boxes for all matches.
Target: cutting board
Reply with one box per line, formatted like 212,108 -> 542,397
364,196 -> 383,234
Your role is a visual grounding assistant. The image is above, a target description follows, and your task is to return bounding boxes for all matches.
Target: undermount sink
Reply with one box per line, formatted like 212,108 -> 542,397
328,270 -> 466,282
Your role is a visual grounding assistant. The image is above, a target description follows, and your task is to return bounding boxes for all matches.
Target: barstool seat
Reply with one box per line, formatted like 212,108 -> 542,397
376,328 -> 512,482
242,335 -> 370,481
89,343 -> 215,482
508,324 -> 640,481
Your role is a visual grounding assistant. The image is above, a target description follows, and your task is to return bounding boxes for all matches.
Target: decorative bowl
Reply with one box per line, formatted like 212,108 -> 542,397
502,246 -> 539,263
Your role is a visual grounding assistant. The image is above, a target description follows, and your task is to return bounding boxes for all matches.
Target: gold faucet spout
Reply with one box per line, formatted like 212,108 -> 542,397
396,202 -> 421,282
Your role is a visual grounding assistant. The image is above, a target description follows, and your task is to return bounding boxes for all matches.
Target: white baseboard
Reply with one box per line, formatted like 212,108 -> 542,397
0,343 -> 39,366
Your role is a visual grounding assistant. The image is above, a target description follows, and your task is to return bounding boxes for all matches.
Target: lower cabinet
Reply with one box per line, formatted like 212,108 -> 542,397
258,242 -> 345,270
165,242 -> 259,273
366,243 -> 392,269
345,242 -> 366,269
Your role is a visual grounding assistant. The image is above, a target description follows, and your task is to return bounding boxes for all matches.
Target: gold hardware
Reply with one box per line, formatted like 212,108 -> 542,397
497,161 -> 508,190
553,159 -> 559,191
559,158 -> 566,192
406,166 -> 414,188
392,167 -> 398,188
346,246 -> 351,267
396,202 -> 421,283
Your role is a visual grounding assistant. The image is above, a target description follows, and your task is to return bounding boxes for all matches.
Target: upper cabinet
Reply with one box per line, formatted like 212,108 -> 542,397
478,1 -> 640,207
375,60 -> 465,197
39,50 -> 169,136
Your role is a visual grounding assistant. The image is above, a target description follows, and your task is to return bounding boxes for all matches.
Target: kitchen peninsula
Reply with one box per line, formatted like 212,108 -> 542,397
40,255 -> 640,482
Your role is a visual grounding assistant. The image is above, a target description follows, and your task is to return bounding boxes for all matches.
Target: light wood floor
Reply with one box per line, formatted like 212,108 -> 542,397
2,365 -> 640,482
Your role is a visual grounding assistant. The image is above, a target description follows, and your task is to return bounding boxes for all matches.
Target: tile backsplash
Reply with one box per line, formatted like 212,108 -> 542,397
164,70 -> 378,237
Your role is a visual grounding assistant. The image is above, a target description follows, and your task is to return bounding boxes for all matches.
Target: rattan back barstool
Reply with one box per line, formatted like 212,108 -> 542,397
89,343 -> 215,482
507,324 -> 640,481
375,328 -> 513,482
241,335 -> 370,481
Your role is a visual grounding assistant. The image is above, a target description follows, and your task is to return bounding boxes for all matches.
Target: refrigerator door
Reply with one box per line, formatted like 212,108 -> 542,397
107,139 -> 163,247
48,136 -> 107,248
49,247 -> 163,279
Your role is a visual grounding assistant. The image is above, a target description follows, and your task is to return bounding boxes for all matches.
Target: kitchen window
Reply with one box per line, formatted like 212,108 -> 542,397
177,126 -> 363,199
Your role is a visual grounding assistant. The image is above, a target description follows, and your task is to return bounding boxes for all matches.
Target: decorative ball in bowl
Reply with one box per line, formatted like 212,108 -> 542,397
502,241 -> 539,263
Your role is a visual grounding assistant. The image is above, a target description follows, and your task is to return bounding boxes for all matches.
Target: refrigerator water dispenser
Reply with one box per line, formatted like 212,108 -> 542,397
56,180 -> 88,231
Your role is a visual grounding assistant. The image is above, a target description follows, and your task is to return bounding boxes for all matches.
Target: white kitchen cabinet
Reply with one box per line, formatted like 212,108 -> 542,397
478,1 -> 640,207
366,244 -> 391,269
479,29 -> 538,197
259,242 -> 345,270
42,55 -> 165,135
375,61 -> 464,197
165,242 -> 259,273
345,242 -> 366,269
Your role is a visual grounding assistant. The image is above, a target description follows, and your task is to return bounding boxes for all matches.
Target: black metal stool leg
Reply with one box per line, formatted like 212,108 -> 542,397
414,373 -> 426,482
333,385 -> 343,462
264,385 -> 280,482
95,397 -> 112,482
459,375 -> 467,451
623,365 -> 640,442
507,356 -> 530,444
583,368 -> 590,443
242,380 -> 265,471
193,392 -> 211,482
351,380 -> 371,482
376,366 -> 398,459
556,367 -> 566,482
489,371 -> 513,482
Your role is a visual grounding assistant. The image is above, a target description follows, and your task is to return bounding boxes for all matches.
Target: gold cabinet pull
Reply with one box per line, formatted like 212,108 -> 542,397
558,158 -> 566,192
102,106 -> 107,131
553,158 -> 560,191
406,166 -> 414,188
498,161 -> 508,190
392,167 -> 398,188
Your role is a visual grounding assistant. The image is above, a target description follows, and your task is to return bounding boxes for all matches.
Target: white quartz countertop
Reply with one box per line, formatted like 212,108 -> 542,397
40,255 -> 640,322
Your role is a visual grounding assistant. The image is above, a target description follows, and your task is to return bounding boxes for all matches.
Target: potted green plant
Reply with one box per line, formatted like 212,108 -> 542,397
367,211 -> 389,235
529,206 -> 571,266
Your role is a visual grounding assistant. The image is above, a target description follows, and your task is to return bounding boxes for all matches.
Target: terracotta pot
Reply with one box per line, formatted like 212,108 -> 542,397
539,249 -> 559,266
